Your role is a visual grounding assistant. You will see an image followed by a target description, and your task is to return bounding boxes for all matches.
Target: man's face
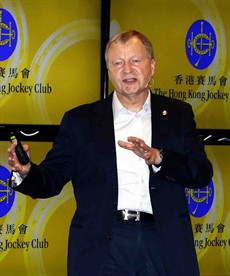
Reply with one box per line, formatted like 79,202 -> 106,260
107,37 -> 155,98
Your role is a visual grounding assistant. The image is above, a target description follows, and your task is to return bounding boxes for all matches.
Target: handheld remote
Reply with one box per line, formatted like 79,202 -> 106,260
9,132 -> 30,165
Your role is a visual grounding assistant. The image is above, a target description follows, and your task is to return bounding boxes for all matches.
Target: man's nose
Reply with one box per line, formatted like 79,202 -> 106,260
123,61 -> 132,73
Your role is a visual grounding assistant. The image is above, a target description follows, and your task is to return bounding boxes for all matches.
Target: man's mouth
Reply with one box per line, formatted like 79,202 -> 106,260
123,78 -> 137,83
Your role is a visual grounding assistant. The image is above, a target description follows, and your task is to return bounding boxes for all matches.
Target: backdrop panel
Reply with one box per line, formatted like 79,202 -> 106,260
110,0 -> 230,275
0,0 -> 101,125
0,0 -> 101,275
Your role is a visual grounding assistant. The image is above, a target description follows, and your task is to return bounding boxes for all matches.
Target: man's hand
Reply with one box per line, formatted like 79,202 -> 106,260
7,142 -> 31,178
118,136 -> 162,166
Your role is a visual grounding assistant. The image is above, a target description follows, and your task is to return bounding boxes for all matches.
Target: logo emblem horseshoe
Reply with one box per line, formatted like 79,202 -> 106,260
0,8 -> 18,61
185,180 -> 214,218
0,166 -> 15,217
185,20 -> 217,70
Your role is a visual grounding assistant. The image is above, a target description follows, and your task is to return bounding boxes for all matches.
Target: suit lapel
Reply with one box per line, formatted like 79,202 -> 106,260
151,93 -> 170,149
92,93 -> 118,192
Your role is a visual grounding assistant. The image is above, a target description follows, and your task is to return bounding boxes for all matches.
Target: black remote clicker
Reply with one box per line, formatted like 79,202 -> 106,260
9,132 -> 30,165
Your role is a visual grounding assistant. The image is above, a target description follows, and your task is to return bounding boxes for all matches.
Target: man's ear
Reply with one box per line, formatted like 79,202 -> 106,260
151,58 -> 155,76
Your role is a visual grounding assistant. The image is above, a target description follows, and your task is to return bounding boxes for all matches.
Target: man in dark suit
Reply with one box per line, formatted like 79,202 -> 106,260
7,30 -> 213,276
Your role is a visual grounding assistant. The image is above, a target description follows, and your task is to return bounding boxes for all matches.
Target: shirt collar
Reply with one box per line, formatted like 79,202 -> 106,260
112,90 -> 151,119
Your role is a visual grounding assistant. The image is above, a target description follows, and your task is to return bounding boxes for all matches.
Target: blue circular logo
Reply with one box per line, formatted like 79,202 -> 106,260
0,166 -> 15,217
0,8 -> 18,61
185,20 -> 217,70
185,180 -> 214,218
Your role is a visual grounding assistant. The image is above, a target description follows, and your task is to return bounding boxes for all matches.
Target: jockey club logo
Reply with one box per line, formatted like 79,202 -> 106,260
185,19 -> 217,70
0,166 -> 15,217
0,8 -> 18,61
185,180 -> 214,218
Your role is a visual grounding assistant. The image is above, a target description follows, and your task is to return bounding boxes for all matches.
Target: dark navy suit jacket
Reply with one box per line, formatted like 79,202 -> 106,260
13,92 -> 213,276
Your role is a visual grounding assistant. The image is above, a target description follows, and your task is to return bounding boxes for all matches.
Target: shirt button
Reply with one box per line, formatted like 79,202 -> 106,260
105,234 -> 112,240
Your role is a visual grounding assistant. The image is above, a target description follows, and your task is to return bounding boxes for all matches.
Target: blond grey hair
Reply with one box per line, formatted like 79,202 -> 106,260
105,30 -> 154,65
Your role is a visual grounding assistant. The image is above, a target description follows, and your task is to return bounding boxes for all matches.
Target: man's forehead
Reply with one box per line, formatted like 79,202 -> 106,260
113,36 -> 141,46
108,38 -> 145,53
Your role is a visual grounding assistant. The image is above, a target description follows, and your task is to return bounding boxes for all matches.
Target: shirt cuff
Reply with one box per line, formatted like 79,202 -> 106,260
11,171 -> 24,187
152,164 -> 161,173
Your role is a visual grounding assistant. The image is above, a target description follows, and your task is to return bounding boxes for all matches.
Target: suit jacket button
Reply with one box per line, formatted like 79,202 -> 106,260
106,234 -> 112,240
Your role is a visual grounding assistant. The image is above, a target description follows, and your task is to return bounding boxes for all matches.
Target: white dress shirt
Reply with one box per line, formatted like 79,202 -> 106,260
12,92 -> 160,214
112,91 -> 153,214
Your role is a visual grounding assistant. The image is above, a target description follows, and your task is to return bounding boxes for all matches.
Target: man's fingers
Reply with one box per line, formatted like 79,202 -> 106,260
118,140 -> 134,150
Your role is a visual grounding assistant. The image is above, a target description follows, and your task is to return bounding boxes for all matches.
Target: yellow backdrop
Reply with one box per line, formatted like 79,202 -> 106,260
0,0 -> 100,275
110,1 -> 230,275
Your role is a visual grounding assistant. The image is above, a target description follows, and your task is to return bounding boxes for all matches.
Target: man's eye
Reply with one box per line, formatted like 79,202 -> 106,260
114,61 -> 122,66
132,59 -> 140,64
